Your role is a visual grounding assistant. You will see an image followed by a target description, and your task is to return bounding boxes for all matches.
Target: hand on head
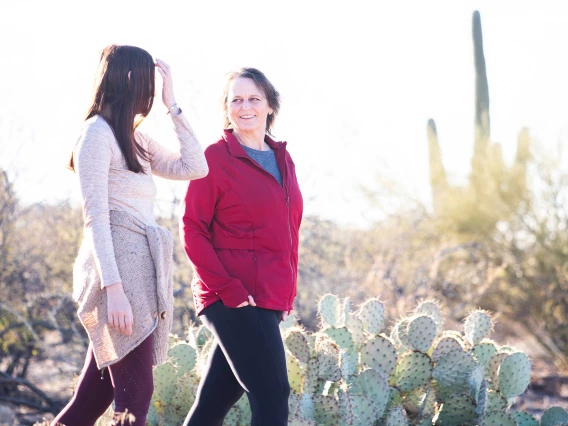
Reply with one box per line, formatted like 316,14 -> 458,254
155,58 -> 177,111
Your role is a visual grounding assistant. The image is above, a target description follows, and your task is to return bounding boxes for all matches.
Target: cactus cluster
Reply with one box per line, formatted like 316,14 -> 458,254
146,296 -> 566,426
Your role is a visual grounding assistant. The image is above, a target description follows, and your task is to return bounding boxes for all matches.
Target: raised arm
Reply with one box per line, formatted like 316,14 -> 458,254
148,58 -> 208,180
180,159 -> 250,308
144,113 -> 209,180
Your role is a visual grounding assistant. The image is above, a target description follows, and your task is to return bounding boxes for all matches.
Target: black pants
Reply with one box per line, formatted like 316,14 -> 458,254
183,301 -> 290,426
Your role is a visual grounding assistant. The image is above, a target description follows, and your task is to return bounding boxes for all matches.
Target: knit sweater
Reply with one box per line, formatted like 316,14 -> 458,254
72,112 -> 208,367
74,210 -> 174,368
74,113 -> 208,288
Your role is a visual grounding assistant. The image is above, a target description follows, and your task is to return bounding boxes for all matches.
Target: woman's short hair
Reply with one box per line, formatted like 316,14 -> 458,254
222,68 -> 280,135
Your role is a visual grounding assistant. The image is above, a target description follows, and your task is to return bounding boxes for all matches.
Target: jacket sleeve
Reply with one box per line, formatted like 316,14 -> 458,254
180,153 -> 250,308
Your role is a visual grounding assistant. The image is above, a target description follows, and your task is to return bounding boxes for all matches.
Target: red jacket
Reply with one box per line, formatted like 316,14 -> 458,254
180,129 -> 303,315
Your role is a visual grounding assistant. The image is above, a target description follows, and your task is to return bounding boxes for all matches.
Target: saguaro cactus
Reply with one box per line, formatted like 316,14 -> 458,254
427,10 -> 531,236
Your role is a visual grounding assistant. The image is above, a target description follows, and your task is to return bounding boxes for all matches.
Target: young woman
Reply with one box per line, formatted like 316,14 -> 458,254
181,68 -> 303,426
51,44 -> 208,426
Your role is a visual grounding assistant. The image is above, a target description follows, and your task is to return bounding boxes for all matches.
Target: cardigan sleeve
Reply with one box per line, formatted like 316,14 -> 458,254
180,152 -> 250,308
143,113 -> 209,180
74,123 -> 122,288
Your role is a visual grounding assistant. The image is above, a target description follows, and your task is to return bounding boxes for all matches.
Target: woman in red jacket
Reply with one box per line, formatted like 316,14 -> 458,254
181,67 -> 302,426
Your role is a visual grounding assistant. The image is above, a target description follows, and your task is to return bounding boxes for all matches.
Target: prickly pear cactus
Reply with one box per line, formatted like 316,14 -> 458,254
406,315 -> 438,353
319,293 -> 341,328
479,410 -> 516,426
497,352 -> 531,398
360,335 -> 397,379
386,404 -> 409,426
510,411 -> 539,426
358,298 -> 385,336
394,351 -> 433,392
144,292 -> 551,426
464,309 -> 493,346
414,300 -> 444,335
540,406 -> 568,426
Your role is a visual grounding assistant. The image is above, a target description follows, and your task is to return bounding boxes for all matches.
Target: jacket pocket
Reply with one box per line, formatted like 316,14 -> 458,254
215,249 -> 257,296
254,251 -> 293,306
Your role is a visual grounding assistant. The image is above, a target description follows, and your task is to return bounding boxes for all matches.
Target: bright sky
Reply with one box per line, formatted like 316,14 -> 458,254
1,0 -> 567,227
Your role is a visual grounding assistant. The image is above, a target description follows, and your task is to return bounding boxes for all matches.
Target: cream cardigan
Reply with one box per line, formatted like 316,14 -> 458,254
71,113 -> 207,368
74,210 -> 173,368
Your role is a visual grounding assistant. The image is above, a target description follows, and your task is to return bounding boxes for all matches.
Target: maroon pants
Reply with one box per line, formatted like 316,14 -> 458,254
51,334 -> 154,426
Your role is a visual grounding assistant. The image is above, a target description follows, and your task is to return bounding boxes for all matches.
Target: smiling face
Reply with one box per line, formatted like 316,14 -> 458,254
227,77 -> 273,135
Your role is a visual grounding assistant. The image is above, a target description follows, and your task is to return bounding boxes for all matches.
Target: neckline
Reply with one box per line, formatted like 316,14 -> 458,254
241,144 -> 274,153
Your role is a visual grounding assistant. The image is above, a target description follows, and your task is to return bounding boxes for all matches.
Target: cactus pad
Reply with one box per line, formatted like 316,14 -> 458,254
432,335 -> 464,362
407,315 -> 438,353
340,347 -> 359,379
346,313 -> 366,349
316,337 -> 341,382
300,393 -> 315,420
472,340 -> 498,371
341,297 -> 351,327
338,390 -> 378,426
419,386 -> 437,419
395,351 -> 433,392
510,411 -> 539,426
286,350 -> 304,394
384,386 -> 403,415
350,368 -> 389,418
288,417 -> 318,426
479,411 -> 516,426
288,393 -> 300,418
153,361 -> 177,404
318,293 -> 341,328
313,395 -> 340,425
469,365 -> 487,415
360,335 -> 397,378
486,390 -> 508,412
433,349 -> 476,390
487,352 -> 509,390
464,310 -> 492,345
324,326 -> 354,350
359,298 -> 385,335
168,374 -> 194,420
435,393 -> 476,425
391,319 -> 412,350
497,352 -> 531,398
168,342 -> 197,376
285,328 -> 310,364
304,358 -> 319,394
386,404 -> 409,426
540,407 -> 568,426
195,325 -> 213,349
414,300 -> 444,335
223,405 -> 240,425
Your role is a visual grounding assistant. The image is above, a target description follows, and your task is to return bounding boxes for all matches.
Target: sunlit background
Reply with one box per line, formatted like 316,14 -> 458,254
2,1 -> 568,423
2,0 -> 567,226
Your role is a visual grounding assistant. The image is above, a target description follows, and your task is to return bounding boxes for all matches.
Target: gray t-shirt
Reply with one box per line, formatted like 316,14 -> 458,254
242,144 -> 283,186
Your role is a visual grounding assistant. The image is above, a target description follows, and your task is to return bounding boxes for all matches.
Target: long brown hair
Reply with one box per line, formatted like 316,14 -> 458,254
221,67 -> 280,135
69,45 -> 155,173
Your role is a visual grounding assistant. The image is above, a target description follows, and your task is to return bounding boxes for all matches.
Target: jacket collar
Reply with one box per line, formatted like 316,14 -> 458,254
223,129 -> 287,158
